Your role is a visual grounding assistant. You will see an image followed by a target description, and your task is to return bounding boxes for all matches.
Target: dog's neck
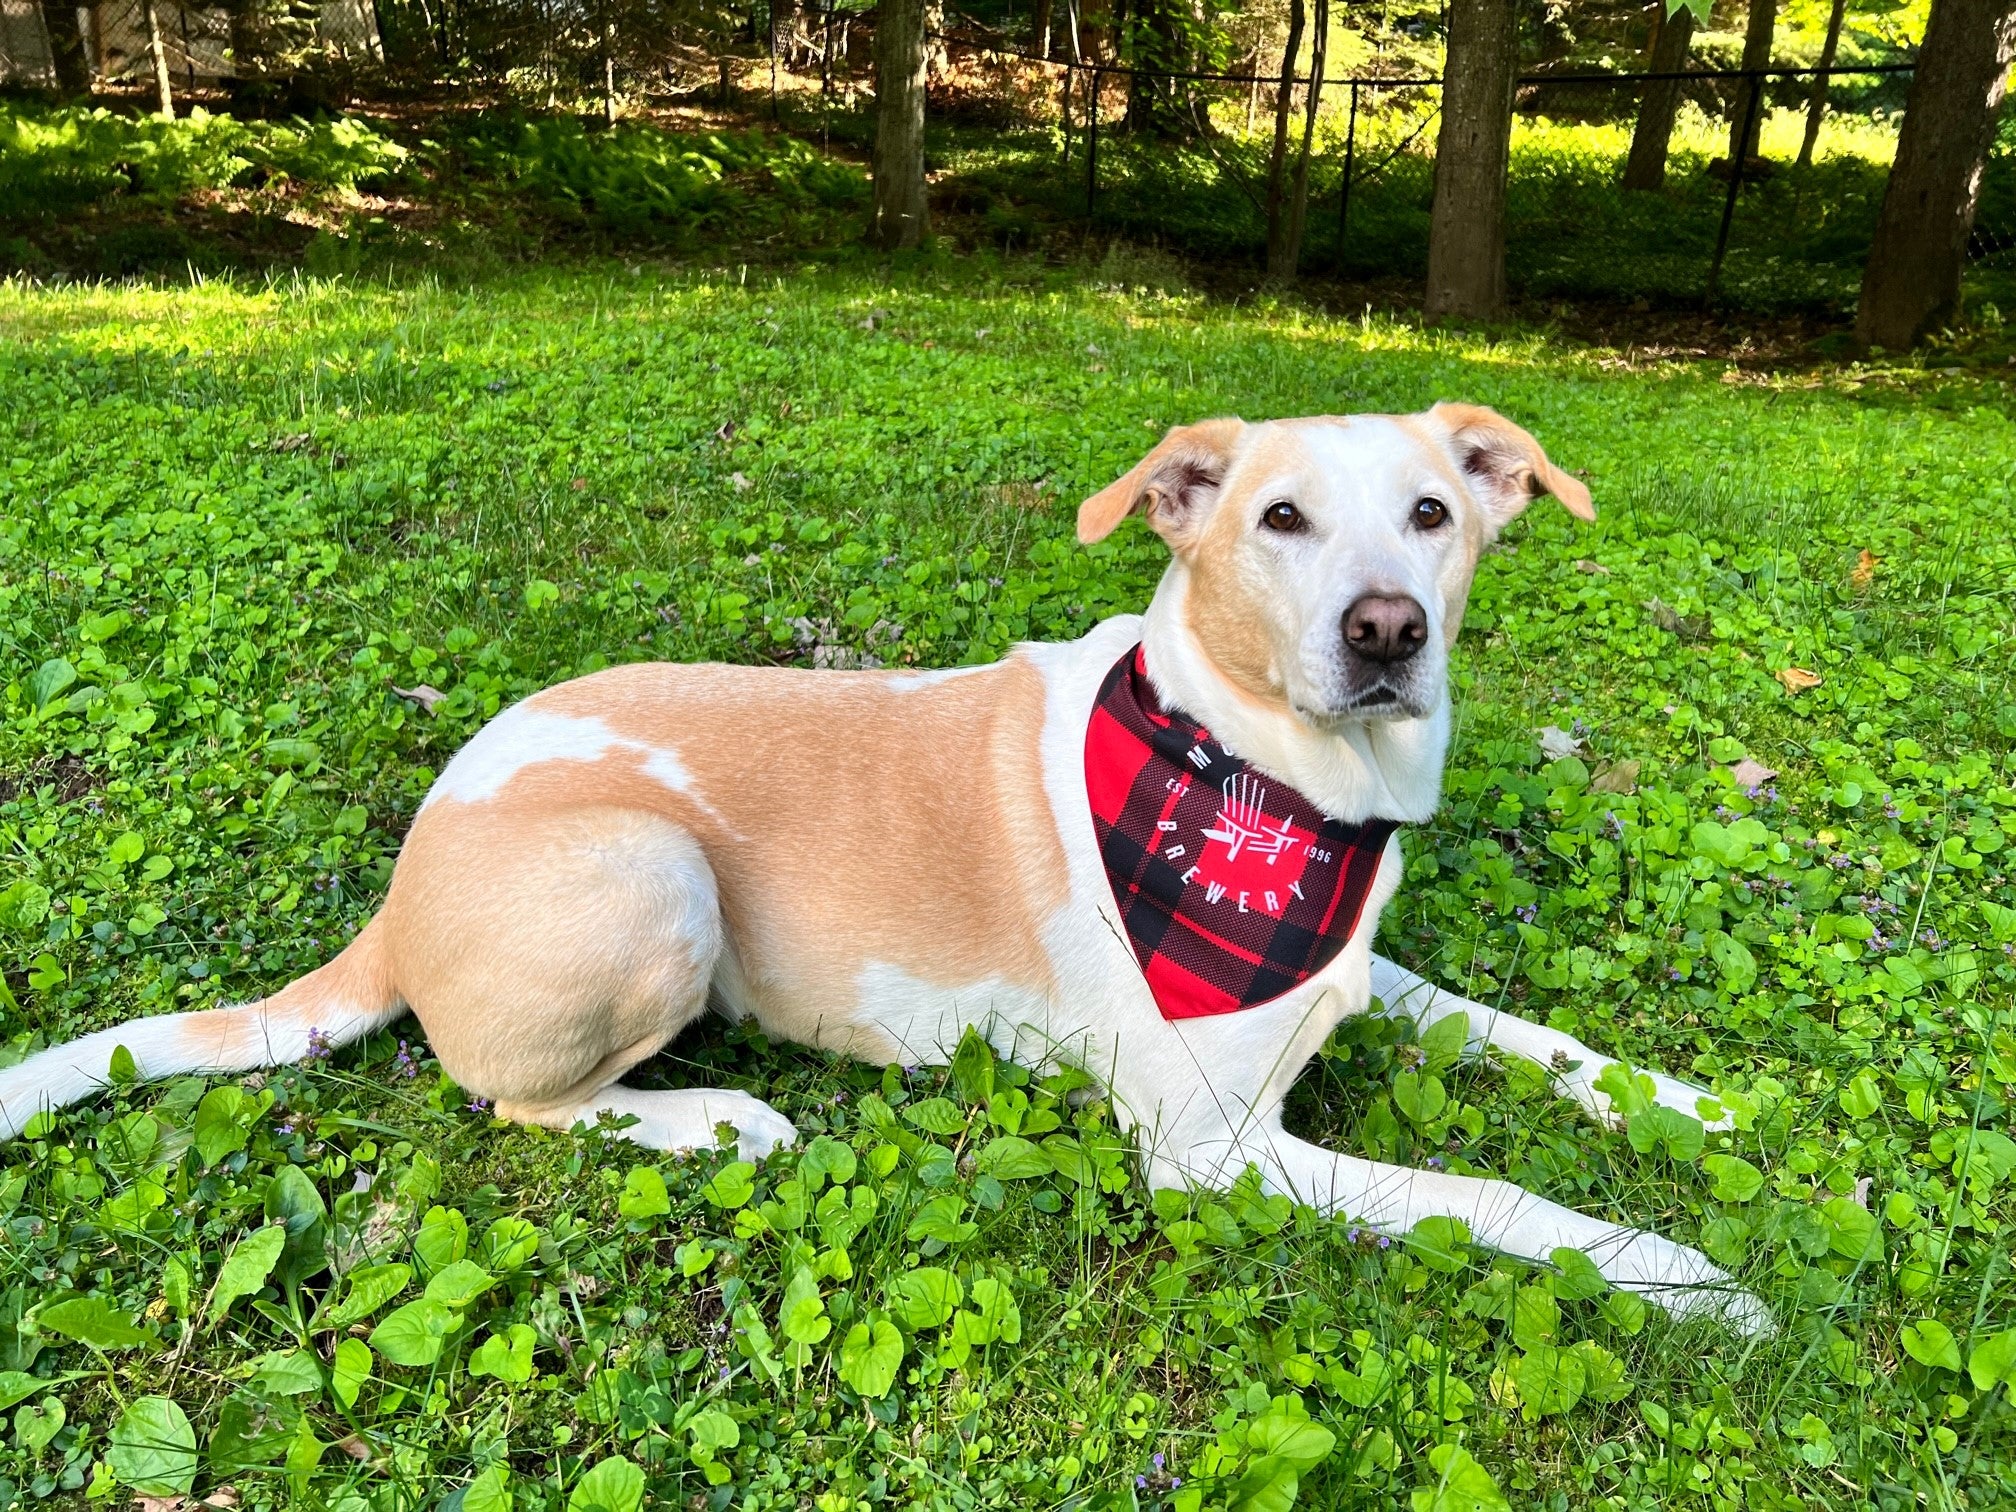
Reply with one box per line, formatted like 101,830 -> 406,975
1138,565 -> 1449,826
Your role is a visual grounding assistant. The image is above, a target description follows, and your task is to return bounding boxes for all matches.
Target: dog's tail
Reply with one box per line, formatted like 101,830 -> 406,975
0,914 -> 404,1141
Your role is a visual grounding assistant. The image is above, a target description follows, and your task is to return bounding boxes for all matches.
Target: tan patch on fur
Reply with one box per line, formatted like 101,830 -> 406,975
382,658 -> 1068,1077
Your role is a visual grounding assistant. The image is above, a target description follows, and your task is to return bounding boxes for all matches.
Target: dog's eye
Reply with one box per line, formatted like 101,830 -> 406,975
1413,497 -> 1450,530
1261,501 -> 1304,533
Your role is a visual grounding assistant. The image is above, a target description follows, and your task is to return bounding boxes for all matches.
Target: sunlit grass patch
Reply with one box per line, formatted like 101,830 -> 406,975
0,261 -> 2012,1510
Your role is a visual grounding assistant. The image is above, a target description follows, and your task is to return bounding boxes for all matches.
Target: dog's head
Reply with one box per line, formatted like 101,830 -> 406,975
1077,405 -> 1592,727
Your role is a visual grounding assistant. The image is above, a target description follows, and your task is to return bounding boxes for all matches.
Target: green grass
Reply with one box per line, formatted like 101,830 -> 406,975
1,256 -> 2014,1512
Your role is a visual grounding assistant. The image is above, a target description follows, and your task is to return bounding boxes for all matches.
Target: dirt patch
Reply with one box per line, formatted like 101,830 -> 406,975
0,755 -> 101,806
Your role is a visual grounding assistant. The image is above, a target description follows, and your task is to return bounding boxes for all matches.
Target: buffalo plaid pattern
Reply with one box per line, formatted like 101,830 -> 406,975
1085,645 -> 1399,1021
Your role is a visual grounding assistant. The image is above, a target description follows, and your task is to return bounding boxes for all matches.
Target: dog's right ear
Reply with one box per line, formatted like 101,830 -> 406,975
1077,419 -> 1245,546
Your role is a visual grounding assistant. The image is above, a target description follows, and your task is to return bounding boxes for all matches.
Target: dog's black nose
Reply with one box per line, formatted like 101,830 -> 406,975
1343,594 -> 1428,665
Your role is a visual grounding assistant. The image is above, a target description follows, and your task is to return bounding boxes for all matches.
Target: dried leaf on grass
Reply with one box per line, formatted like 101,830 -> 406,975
1775,667 -> 1822,694
1537,725 -> 1586,760
1591,759 -> 1641,794
392,684 -> 446,714
1728,758 -> 1779,788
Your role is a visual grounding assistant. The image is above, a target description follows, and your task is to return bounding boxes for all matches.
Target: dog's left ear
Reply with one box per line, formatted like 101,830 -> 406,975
1430,403 -> 1595,531
1077,419 -> 1246,546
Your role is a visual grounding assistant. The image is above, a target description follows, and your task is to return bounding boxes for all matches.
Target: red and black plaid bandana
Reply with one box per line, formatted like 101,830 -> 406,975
1085,645 -> 1399,1021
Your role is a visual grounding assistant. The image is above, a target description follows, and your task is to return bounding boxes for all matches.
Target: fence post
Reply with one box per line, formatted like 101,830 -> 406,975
1704,71 -> 1763,304
1336,78 -> 1358,274
1086,65 -> 1101,216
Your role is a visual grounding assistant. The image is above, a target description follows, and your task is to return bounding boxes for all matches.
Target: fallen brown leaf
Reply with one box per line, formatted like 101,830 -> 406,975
1727,757 -> 1779,788
336,1435 -> 374,1462
1573,559 -> 1612,576
1850,548 -> 1879,589
1591,759 -> 1640,794
134,1496 -> 184,1512
392,684 -> 446,715
1775,666 -> 1822,694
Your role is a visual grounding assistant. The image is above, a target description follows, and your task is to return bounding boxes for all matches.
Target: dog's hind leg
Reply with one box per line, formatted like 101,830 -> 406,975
386,803 -> 795,1160
1368,954 -> 1731,1131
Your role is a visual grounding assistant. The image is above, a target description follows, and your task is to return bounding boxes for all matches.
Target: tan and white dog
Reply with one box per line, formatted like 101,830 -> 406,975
0,405 -> 1768,1332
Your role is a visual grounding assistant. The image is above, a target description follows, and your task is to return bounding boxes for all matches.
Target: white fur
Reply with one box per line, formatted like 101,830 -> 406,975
0,996 -> 387,1142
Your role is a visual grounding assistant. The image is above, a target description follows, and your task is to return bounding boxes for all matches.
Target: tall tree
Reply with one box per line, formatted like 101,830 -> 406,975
1856,0 -> 2016,348
870,0 -> 930,249
141,0 -> 176,116
1623,1 -> 1697,191
1262,0 -> 1308,271
1797,0 -> 1850,167
1424,0 -> 1518,318
1728,0 -> 1778,165
1033,0 -> 1053,56
1270,0 -> 1328,277
41,1 -> 92,93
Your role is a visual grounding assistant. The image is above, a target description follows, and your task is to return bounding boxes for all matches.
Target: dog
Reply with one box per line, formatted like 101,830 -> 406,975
0,404 -> 1768,1333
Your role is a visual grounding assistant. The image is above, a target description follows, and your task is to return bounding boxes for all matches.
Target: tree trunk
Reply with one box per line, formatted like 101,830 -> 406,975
41,1 -> 92,93
1271,0 -> 1327,278
870,0 -> 930,249
1622,3 -> 1695,190
226,0 -> 263,77
1424,0 -> 1517,318
1856,0 -> 2016,348
1797,0 -> 1848,167
1263,0 -> 1306,270
1033,0 -> 1052,56
1728,0 -> 1777,165
140,0 -> 174,116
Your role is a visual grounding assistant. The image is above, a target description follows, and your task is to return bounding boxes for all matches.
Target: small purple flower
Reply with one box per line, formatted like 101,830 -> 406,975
1884,801 -> 1901,820
1376,1234 -> 1391,1250
1828,854 -> 1853,869
1426,1156 -> 1445,1171
304,1026 -> 333,1061
1668,967 -> 1683,981
1603,811 -> 1624,839
467,1095 -> 491,1113
1172,1479 -> 1182,1489
1715,805 -> 1734,821
1514,904 -> 1538,924
1745,785 -> 1763,801
1137,1476 -> 1148,1490
393,1040 -> 418,1079
1153,1454 -> 1164,1471
1918,929 -> 1943,952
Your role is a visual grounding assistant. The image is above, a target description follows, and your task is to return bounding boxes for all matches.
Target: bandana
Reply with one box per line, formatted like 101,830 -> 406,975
1085,645 -> 1399,1021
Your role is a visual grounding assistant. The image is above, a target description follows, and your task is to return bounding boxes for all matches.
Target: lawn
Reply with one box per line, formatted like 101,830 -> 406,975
1,257 -> 2013,1511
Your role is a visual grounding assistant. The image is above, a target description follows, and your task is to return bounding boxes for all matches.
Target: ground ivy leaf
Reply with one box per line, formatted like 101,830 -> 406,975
837,1316 -> 903,1399
618,1166 -> 671,1223
368,1299 -> 459,1367
209,1224 -> 288,1326
567,1454 -> 644,1512
1967,1329 -> 2016,1391
108,1396 -> 198,1496
1901,1318 -> 1962,1372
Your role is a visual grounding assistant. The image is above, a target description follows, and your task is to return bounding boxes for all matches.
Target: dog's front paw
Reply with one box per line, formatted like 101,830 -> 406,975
1554,1058 -> 1733,1132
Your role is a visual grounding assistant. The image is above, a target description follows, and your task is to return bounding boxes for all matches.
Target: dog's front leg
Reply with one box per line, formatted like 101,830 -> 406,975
1169,1122 -> 1770,1335
1368,954 -> 1729,1131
